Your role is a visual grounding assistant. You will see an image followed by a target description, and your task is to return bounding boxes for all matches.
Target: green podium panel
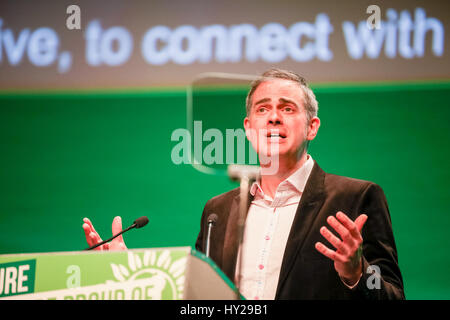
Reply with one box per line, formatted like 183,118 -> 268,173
0,247 -> 238,300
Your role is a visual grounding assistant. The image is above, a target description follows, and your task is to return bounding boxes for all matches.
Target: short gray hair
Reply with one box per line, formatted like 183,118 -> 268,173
245,68 -> 318,121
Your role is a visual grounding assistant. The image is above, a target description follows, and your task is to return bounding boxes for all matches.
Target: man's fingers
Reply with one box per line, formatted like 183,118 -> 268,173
82,217 -> 104,248
111,216 -> 124,243
82,216 -> 127,251
336,212 -> 362,242
315,242 -> 346,263
83,223 -> 98,247
355,214 -> 368,233
320,226 -> 348,255
83,217 -> 98,234
82,223 -> 91,239
110,216 -> 127,250
111,216 -> 123,236
326,216 -> 354,245
89,232 -> 104,250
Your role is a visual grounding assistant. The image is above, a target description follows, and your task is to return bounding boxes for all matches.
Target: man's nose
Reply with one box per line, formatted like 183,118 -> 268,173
268,109 -> 282,125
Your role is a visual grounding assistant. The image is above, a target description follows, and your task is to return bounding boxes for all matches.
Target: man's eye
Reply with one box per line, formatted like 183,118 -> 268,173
256,107 -> 268,113
283,107 -> 293,112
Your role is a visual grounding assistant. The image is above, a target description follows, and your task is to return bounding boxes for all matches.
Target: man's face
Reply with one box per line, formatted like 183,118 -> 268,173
244,79 -> 319,161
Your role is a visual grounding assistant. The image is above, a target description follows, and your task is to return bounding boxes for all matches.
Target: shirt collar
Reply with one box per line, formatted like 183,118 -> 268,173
286,154 -> 314,194
250,180 -> 263,196
250,154 -> 314,197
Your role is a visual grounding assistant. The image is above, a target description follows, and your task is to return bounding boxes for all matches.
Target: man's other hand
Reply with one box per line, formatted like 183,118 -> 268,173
315,212 -> 368,286
82,216 -> 127,251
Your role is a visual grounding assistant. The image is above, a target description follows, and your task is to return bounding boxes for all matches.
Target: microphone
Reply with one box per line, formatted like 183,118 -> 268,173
205,213 -> 218,258
84,216 -> 149,251
133,216 -> 149,229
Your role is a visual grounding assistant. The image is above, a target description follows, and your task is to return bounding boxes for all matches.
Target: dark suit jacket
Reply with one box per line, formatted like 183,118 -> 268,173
195,161 -> 405,299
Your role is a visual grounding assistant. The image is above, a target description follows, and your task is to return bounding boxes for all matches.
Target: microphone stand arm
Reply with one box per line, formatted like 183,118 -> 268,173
84,223 -> 135,251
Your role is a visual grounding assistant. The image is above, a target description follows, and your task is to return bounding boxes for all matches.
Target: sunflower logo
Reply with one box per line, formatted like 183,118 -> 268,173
107,250 -> 187,300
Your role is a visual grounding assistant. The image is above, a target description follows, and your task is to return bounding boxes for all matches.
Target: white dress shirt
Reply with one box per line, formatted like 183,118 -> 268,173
235,155 -> 314,300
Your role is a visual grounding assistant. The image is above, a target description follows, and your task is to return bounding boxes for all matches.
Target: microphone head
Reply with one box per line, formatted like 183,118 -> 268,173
134,216 -> 149,228
207,213 -> 218,226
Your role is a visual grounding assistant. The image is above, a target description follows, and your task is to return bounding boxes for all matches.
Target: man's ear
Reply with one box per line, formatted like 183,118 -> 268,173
307,117 -> 320,141
244,117 -> 251,140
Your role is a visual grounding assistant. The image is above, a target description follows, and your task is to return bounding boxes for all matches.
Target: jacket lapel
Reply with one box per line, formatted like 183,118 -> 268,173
220,161 -> 326,292
275,161 -> 326,298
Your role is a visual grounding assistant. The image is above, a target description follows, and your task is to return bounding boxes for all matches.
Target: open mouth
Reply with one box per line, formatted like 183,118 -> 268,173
267,132 -> 287,139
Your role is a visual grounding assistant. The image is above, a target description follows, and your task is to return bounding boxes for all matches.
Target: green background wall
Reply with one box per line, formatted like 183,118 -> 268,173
0,82 -> 449,299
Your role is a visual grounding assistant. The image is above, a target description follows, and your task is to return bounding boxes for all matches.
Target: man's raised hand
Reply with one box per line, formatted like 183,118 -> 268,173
82,216 -> 127,251
315,212 -> 368,286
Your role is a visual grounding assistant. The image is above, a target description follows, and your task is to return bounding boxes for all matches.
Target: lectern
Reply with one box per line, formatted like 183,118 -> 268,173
0,247 -> 239,300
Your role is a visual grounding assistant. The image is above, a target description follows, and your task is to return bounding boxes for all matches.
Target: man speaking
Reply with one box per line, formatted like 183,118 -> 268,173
83,68 -> 404,300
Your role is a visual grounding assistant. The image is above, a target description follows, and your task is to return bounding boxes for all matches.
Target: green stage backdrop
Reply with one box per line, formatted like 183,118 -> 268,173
0,82 -> 449,299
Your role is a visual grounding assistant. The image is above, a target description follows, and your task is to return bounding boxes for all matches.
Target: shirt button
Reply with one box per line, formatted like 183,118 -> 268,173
258,264 -> 264,270
265,235 -> 270,240
254,296 -> 259,300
